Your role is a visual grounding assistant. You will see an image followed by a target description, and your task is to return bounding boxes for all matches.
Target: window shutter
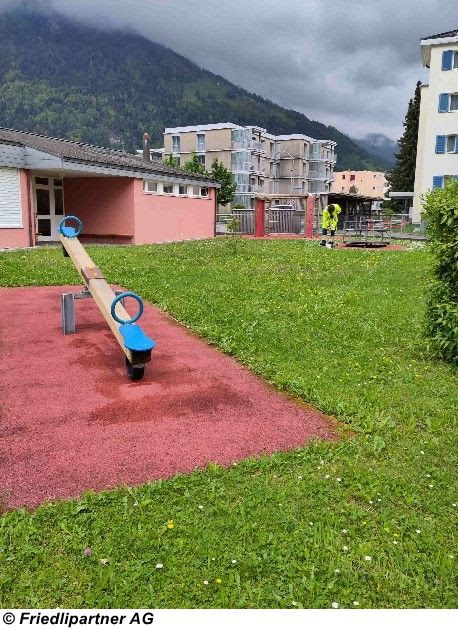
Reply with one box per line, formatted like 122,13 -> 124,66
0,166 -> 22,228
438,93 -> 450,112
442,50 -> 454,71
432,176 -> 444,189
435,135 -> 447,153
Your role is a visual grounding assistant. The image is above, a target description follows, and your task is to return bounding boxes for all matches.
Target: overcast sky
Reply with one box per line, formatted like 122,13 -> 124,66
2,0 -> 458,139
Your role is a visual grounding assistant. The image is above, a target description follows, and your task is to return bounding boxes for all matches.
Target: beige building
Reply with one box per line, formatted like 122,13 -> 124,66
161,123 -> 336,207
413,30 -> 458,223
331,170 -> 388,201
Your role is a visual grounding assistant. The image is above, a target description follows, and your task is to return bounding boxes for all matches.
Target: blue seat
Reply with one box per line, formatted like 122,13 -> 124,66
119,323 -> 156,352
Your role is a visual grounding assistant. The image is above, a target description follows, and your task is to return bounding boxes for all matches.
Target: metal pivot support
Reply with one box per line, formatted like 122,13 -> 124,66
61,288 -> 125,335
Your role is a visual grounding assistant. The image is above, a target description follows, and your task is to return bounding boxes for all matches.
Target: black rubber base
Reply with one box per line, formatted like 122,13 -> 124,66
345,242 -> 388,248
125,357 -> 145,381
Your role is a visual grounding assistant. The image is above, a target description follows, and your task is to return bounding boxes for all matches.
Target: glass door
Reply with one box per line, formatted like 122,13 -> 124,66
34,177 -> 64,241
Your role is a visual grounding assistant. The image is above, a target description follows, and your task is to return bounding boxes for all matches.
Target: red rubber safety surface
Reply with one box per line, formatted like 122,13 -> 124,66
0,286 -> 334,509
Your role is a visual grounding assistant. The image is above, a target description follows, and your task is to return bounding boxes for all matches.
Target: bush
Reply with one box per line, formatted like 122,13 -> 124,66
422,181 -> 458,365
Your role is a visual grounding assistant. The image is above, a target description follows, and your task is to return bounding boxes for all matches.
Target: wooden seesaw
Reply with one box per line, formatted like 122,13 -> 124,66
58,215 -> 155,380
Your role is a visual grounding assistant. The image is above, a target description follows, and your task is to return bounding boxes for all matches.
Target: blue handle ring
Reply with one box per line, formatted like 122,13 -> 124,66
111,292 -> 144,325
59,215 -> 83,238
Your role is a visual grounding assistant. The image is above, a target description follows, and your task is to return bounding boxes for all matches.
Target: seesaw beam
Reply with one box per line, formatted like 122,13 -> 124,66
59,231 -> 148,367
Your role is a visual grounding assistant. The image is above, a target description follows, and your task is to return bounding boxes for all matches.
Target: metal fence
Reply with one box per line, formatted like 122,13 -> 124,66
216,211 -> 254,235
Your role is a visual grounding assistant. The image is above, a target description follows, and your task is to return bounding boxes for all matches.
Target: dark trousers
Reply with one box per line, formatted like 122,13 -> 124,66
321,228 -> 335,245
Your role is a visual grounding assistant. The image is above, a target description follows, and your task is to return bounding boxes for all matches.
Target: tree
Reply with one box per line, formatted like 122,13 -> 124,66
386,81 -> 422,204
209,159 -> 237,206
163,154 -> 179,167
182,152 -> 206,175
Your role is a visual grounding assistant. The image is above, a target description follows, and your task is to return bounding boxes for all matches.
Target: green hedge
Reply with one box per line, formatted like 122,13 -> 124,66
422,181 -> 458,365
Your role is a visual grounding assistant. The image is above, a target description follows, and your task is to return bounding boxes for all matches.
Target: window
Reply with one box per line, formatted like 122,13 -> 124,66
0,166 -> 22,228
447,135 -> 457,152
439,93 -> 458,112
442,50 -> 458,70
350,174 -> 355,181
192,185 -> 200,196
200,187 -> 208,197
197,155 -> 205,166
172,136 -> 180,153
196,133 -> 205,152
342,174 -> 345,179
54,189 -> 64,215
163,184 -> 173,194
35,177 -> 48,185
54,179 -> 63,187
435,134 -> 458,153
143,180 -> 158,193
179,185 -> 187,195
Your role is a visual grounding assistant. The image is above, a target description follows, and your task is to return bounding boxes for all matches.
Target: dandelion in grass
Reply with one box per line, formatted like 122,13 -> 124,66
167,519 -> 174,529
331,602 -> 339,609
216,578 -> 222,584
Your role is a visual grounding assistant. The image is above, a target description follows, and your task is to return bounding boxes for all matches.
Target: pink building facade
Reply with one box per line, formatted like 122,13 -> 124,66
0,128 -> 218,249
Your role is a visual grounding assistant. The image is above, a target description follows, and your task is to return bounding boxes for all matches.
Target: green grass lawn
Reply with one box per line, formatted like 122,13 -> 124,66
0,239 -> 456,608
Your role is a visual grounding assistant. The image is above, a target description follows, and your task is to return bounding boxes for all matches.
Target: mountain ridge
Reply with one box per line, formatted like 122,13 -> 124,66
0,9 -> 384,170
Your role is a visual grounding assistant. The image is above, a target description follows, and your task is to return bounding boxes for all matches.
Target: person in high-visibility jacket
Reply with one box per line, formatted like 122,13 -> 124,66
321,203 -> 341,247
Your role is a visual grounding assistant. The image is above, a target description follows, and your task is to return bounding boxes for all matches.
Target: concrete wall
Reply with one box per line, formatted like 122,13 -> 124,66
413,43 -> 458,222
0,169 -> 33,249
133,179 -> 215,244
64,177 -> 135,241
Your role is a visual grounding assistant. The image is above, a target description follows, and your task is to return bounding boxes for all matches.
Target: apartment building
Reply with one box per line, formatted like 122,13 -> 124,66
413,29 -> 458,223
162,123 -> 336,207
331,171 -> 388,198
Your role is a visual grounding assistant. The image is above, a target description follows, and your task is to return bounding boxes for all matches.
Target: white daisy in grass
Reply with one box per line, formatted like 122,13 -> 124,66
353,601 -> 360,606
364,555 -> 372,561
198,505 -> 204,510
428,484 -> 433,488
336,477 -> 342,482
320,460 -> 324,465
343,545 -> 349,551
341,529 -> 348,534
325,474 -> 330,479
309,522 -> 314,526
231,559 -> 237,564
298,475 -> 303,480
392,540 -> 398,545
331,602 -> 339,609
416,529 -> 421,534
369,500 -> 374,504
420,450 -> 425,455
155,563 -> 163,569
203,580 -> 209,585
334,569 -> 341,574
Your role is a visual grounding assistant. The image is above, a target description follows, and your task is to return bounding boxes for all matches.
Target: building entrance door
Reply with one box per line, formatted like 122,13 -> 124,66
34,176 -> 64,241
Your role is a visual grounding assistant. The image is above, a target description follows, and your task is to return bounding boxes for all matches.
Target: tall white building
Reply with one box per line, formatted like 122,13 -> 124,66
413,29 -> 458,222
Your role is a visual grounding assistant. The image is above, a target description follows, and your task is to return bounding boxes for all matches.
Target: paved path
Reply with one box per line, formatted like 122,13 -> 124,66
0,286 -> 334,509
